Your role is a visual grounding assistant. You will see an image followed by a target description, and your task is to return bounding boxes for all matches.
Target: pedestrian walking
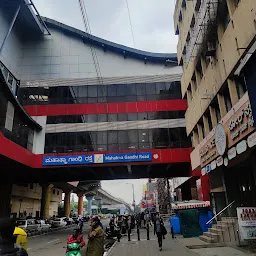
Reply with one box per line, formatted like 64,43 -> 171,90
86,216 -> 104,256
154,213 -> 167,251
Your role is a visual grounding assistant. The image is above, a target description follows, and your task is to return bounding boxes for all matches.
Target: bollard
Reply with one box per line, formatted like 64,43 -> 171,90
171,226 -> 174,239
147,223 -> 150,240
128,228 -> 131,241
117,234 -> 121,242
137,226 -> 140,241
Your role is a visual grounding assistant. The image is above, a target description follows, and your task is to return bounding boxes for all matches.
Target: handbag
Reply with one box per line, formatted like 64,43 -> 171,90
161,225 -> 167,235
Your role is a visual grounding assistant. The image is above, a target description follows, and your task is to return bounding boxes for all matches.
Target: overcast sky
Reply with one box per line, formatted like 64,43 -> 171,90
34,0 -> 178,53
34,0 -> 177,204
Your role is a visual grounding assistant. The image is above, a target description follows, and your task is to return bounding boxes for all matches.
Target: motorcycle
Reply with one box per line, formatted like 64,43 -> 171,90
65,243 -> 82,256
105,225 -> 121,239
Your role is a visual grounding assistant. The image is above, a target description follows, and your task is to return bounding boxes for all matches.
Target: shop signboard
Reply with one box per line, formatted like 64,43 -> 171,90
237,207 -> 256,241
199,97 -> 255,168
200,135 -> 217,167
227,101 -> 254,147
43,152 -> 152,166
247,131 -> 256,148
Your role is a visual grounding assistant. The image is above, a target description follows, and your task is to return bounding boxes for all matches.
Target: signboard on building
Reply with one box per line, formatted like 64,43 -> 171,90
43,152 -> 152,166
199,97 -> 254,168
237,207 -> 256,241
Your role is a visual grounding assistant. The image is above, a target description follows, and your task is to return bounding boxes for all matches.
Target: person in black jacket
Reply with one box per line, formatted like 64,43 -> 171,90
0,218 -> 28,256
154,213 -> 166,251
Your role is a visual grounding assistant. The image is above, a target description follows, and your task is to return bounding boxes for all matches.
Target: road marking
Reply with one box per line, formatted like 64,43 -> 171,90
46,238 -> 60,244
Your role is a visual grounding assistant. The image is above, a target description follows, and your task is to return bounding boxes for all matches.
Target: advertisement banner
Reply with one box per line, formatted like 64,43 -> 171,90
43,152 -> 152,166
237,207 -> 256,240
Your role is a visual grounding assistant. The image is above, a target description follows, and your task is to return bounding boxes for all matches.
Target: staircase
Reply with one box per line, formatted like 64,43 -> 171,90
199,218 -> 239,245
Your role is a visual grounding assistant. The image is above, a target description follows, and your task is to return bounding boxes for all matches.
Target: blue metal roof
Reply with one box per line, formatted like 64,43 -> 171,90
42,17 -> 178,64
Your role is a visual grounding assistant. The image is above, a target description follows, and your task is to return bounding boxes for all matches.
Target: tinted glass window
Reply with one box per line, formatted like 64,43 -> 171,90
98,114 -> 107,122
108,114 -> 117,122
136,83 -> 146,95
88,85 -> 97,97
128,113 -> 137,121
138,112 -> 147,120
108,85 -> 117,96
145,83 -> 156,95
117,84 -> 126,96
88,115 -> 97,122
118,113 -> 128,121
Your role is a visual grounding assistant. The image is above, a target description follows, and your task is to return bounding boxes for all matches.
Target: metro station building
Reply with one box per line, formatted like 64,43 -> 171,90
0,0 -> 209,217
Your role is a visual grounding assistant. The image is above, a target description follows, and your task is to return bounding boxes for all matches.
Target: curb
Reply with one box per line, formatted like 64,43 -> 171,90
104,241 -> 118,256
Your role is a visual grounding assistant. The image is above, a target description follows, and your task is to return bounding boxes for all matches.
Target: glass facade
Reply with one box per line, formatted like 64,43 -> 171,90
18,80 -> 190,154
44,127 -> 191,153
0,69 -> 34,151
18,81 -> 182,105
46,111 -> 186,124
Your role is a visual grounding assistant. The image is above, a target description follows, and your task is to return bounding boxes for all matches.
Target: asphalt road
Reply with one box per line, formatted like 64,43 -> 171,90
27,219 -> 110,256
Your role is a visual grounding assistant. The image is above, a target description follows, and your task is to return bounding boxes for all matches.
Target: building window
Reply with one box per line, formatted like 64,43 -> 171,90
233,0 -> 240,7
196,60 -> 203,81
219,0 -> 230,31
182,0 -> 186,9
222,84 -> 232,112
57,191 -> 60,195
192,72 -> 197,91
206,110 -> 213,131
29,184 -> 33,190
234,75 -> 247,99
213,101 -> 221,123
53,189 -> 56,195
179,11 -> 183,22
198,118 -> 205,139
195,0 -> 201,12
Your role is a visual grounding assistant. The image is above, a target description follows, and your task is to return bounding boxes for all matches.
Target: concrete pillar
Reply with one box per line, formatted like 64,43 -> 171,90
203,115 -> 210,135
217,94 -> 227,118
0,184 -> 12,218
209,106 -> 217,127
197,123 -> 204,142
95,199 -> 102,213
86,195 -> 93,215
77,192 -> 84,216
41,184 -> 53,219
200,175 -> 210,201
227,79 -> 239,106
64,190 -> 71,217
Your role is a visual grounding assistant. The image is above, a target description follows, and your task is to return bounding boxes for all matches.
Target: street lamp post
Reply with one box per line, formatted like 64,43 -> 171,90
126,183 -> 135,213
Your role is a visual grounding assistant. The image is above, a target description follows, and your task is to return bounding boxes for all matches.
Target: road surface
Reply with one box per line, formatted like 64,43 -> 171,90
27,219 -> 110,256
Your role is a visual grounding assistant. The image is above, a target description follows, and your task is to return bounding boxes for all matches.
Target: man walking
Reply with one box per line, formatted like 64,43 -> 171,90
154,213 -> 166,251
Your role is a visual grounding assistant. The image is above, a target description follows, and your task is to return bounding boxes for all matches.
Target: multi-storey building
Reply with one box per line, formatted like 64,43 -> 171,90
174,0 -> 256,216
0,0 -> 197,217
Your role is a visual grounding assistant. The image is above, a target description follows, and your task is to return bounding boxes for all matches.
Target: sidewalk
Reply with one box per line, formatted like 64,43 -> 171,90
107,229 -> 198,256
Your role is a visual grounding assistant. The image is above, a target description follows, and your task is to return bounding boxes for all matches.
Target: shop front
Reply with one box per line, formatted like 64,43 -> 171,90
193,93 -> 256,218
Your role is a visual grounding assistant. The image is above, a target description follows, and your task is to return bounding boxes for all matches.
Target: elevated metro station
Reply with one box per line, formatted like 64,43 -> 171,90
0,0 -> 209,217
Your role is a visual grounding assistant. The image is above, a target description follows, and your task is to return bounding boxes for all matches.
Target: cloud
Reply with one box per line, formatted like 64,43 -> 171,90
34,0 -> 178,52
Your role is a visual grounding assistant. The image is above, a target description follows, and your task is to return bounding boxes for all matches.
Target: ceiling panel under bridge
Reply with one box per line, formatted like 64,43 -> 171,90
4,162 -> 192,183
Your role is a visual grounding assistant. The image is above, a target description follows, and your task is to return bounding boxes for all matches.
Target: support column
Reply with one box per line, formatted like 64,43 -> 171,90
0,184 -> 12,218
41,184 -> 54,219
77,192 -> 84,216
95,199 -> 102,214
86,195 -> 93,215
64,190 -> 71,217
200,175 -> 210,201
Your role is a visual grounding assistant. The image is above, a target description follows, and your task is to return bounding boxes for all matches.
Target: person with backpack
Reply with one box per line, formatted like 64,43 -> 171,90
154,213 -> 167,251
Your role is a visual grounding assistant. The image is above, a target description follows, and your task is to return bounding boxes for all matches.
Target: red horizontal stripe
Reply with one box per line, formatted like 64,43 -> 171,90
24,100 -> 187,116
0,132 -> 192,169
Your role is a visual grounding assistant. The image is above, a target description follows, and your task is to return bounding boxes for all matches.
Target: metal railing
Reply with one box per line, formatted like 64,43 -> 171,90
206,201 -> 235,225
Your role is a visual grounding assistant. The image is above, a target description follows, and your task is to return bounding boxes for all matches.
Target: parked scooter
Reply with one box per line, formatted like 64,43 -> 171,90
65,243 -> 82,256
105,225 -> 121,240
